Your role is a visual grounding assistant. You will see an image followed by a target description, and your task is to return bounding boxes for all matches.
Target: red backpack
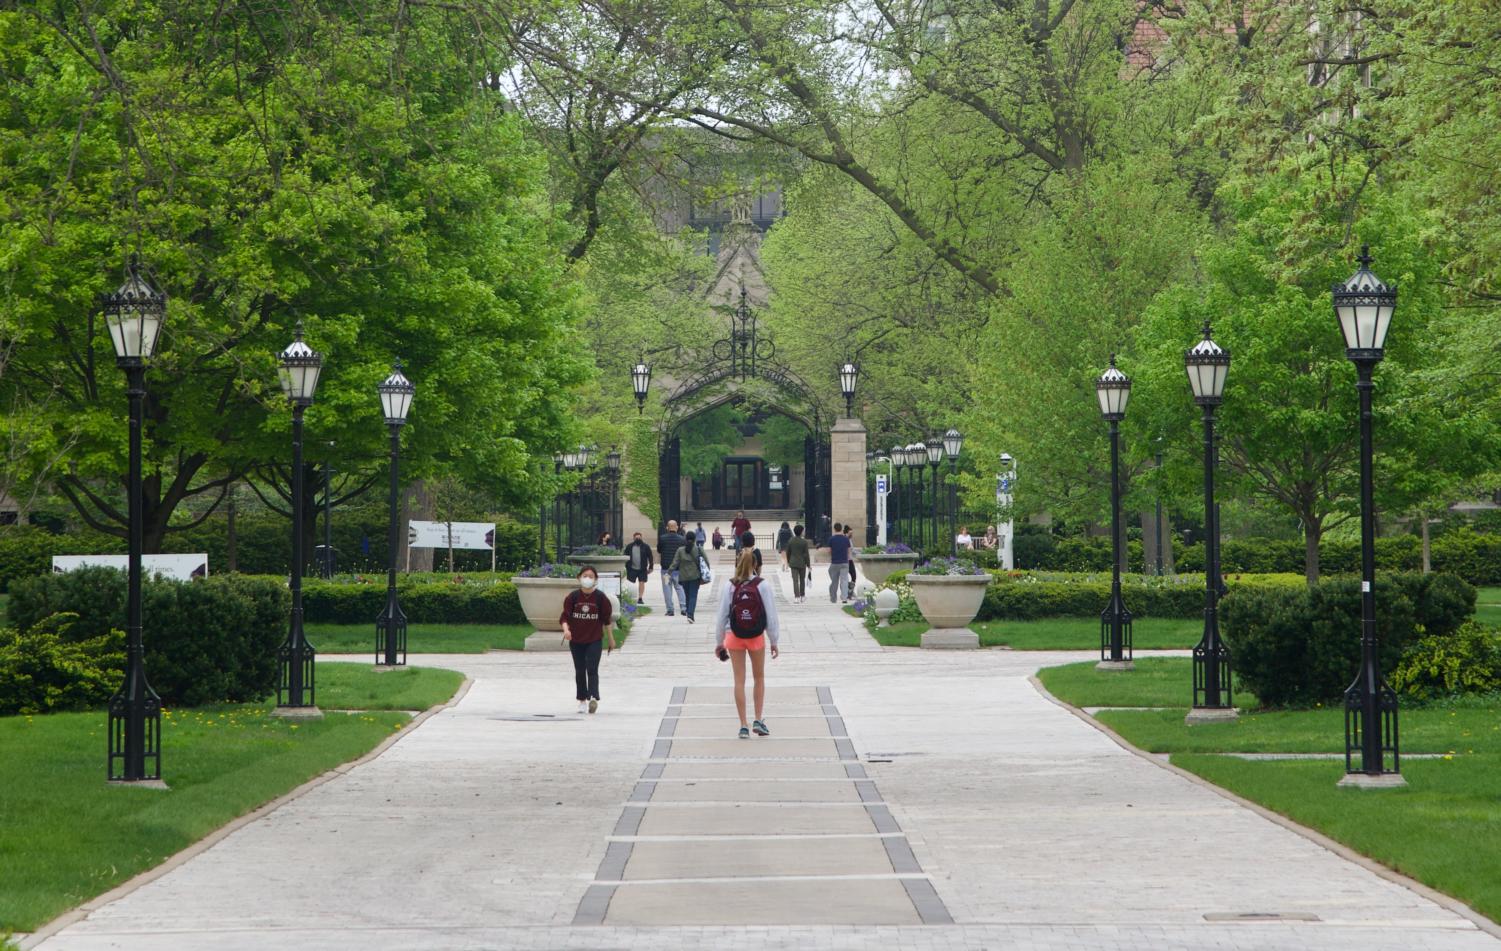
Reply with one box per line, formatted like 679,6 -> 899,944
729,577 -> 767,638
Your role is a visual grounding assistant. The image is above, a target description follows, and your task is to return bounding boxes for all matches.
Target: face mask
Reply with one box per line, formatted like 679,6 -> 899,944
580,577 -> 597,591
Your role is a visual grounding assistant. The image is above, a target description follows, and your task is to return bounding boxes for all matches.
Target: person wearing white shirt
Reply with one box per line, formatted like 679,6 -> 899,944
713,549 -> 780,738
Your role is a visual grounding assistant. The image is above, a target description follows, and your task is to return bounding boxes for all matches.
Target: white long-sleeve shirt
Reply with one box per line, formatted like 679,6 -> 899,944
713,575 -> 780,650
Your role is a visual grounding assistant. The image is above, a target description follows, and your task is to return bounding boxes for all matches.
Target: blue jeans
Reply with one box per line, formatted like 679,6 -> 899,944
682,580 -> 702,619
661,569 -> 685,613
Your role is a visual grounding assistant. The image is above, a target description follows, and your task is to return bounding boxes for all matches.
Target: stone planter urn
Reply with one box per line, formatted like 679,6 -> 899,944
565,553 -> 630,578
873,588 -> 901,627
855,553 -> 920,587
909,574 -> 991,649
514,575 -> 580,651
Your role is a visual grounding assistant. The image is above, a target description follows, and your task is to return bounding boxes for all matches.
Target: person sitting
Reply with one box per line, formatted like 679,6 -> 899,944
956,525 -> 974,550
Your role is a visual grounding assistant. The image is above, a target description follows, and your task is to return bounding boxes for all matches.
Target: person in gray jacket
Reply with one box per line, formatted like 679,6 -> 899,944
656,520 -> 688,616
673,531 -> 706,622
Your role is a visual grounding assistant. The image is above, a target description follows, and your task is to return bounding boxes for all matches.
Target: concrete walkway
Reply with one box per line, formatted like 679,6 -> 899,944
30,580 -> 1500,950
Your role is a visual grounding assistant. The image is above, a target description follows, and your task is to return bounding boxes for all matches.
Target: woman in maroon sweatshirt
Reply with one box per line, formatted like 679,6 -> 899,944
561,566 -> 615,714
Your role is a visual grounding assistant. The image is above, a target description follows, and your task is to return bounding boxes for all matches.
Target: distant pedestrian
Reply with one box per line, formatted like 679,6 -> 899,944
785,524 -> 811,603
775,521 -> 792,571
598,531 -> 614,547
674,531 -> 706,623
561,566 -> 614,715
740,530 -> 763,572
695,522 -> 708,546
712,527 -> 724,550
624,531 -> 653,603
823,522 -> 852,603
714,548 -> 780,738
657,520 -> 688,617
731,510 -> 751,551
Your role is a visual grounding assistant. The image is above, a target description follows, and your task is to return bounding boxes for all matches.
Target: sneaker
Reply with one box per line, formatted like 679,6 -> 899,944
589,699 -> 598,714
738,726 -> 750,739
686,615 -> 695,623
578,701 -> 588,714
666,611 -> 675,617
752,720 -> 770,736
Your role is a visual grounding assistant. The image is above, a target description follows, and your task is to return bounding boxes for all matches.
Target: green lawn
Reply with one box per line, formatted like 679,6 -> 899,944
1037,657 -> 1255,708
0,664 -> 463,933
1475,586 -> 1501,626
1035,656 -> 1501,924
868,616 -> 1202,650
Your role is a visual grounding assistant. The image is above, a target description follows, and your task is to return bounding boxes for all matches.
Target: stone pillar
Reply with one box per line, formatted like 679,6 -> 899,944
830,417 -> 868,542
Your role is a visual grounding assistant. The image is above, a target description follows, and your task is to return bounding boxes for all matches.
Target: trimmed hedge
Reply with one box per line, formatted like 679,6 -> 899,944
296,576 -> 525,625
1221,572 -> 1476,707
0,525 -> 123,593
8,567 -> 289,707
0,616 -> 125,715
975,572 -> 1307,621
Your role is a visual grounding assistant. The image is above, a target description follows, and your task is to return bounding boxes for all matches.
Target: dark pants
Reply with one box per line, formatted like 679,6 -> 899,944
570,639 -> 602,701
682,580 -> 702,619
791,566 -> 806,598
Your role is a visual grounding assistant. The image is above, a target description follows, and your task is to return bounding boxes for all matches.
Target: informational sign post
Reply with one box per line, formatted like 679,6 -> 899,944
53,554 -> 208,580
407,520 -> 497,572
875,474 -> 889,546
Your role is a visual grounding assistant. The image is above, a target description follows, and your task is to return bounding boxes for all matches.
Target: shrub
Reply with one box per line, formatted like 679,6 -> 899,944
8,569 -> 289,706
297,576 -> 525,624
1221,572 -> 1475,707
1431,529 -> 1501,586
1391,621 -> 1501,700
0,616 -> 125,715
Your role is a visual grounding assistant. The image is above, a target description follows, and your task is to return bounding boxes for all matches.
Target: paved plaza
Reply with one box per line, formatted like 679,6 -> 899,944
29,566 -> 1501,950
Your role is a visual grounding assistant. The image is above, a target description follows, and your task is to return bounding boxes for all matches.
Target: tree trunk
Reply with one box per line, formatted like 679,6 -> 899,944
1162,511 -> 1176,575
226,488 -> 238,573
1139,511 -> 1158,575
1421,512 -> 1432,574
1303,521 -> 1321,586
404,479 -> 434,572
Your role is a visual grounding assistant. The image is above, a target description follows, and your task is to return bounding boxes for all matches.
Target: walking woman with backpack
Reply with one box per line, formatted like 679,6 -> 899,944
673,531 -> 707,623
713,548 -> 780,738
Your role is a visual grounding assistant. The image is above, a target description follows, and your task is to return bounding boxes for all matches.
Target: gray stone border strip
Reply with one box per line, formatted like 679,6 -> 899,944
865,805 -> 901,834
844,763 -> 868,779
612,806 -> 646,837
20,672 -> 475,951
651,739 -> 672,759
1027,672 -> 1501,941
817,686 -> 834,704
640,763 -> 665,780
902,878 -> 955,925
628,782 -> 656,803
855,780 -> 882,803
670,686 -> 687,704
882,836 -> 923,874
834,738 -> 857,760
657,717 -> 678,738
596,841 -> 634,881
825,715 -> 848,736
570,884 -> 616,925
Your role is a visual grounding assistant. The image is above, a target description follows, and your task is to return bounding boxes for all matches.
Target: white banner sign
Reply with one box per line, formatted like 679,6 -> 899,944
52,554 -> 208,580
407,520 -> 495,551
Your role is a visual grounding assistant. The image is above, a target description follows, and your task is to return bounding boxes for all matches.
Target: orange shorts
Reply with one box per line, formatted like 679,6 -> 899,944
724,634 -> 766,652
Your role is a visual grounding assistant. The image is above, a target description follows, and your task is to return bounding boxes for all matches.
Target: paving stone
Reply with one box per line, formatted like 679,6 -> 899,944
666,737 -> 841,758
657,761 -> 851,779
634,804 -> 881,836
619,837 -> 895,879
602,879 -> 923,926
646,779 -> 863,802
668,716 -> 835,737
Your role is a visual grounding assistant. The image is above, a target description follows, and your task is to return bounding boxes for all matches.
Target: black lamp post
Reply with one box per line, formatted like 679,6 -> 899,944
104,257 -> 165,783
944,428 -> 963,555
276,324 -> 323,714
1096,355 -> 1134,670
925,437 -> 944,557
889,445 -> 904,543
1333,246 -> 1403,787
606,447 -> 622,540
839,361 -> 858,417
1185,325 -> 1234,721
552,452 -> 564,561
632,357 -> 652,414
909,443 -> 926,550
375,362 -> 414,667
